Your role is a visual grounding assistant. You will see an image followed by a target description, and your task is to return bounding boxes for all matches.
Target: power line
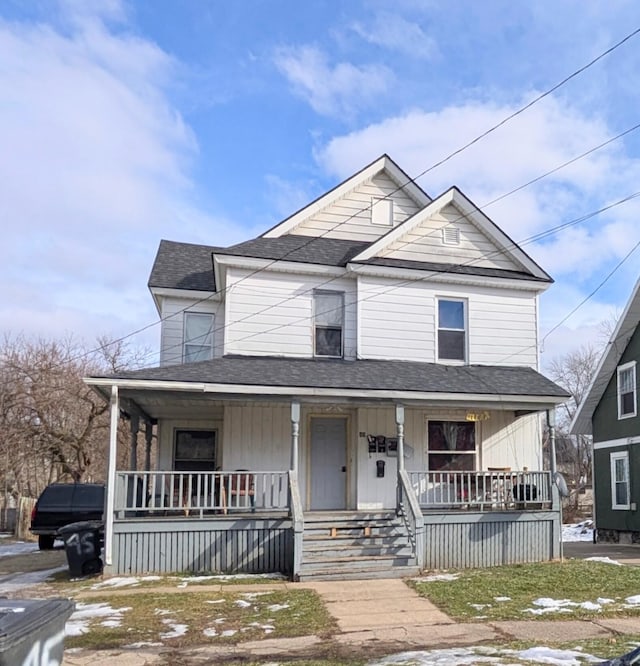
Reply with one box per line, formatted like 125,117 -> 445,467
40,25 -> 640,370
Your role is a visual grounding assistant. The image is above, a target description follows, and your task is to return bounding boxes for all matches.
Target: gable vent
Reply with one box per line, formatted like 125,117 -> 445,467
372,198 -> 393,226
442,226 -> 460,245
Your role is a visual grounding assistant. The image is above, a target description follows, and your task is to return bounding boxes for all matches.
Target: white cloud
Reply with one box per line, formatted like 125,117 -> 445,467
351,12 -> 438,59
273,45 -> 392,117
0,3 -> 241,345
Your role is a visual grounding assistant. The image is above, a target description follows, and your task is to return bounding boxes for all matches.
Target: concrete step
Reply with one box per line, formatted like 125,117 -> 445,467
297,565 -> 421,581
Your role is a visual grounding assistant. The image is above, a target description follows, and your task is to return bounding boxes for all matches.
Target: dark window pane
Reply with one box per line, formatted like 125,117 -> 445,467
616,482 -> 628,506
439,300 -> 464,329
438,330 -> 465,361
428,421 -> 475,451
621,391 -> 635,415
428,452 -> 475,471
316,327 -> 342,356
175,430 -> 216,460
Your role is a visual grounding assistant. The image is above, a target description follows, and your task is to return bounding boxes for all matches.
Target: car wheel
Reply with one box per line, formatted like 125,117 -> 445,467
38,535 -> 55,550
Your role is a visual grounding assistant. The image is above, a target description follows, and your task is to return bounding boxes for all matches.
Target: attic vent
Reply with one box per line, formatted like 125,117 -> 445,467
442,226 -> 460,245
372,198 -> 393,226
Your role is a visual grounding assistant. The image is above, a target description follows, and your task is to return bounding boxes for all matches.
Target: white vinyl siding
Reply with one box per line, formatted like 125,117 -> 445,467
377,203 -> 522,272
611,451 -> 630,510
159,297 -> 223,366
289,173 -> 420,241
617,362 -> 637,419
225,268 -> 357,359
358,276 -> 538,367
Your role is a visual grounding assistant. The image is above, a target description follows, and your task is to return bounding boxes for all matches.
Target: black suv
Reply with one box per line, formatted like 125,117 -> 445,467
30,483 -> 105,550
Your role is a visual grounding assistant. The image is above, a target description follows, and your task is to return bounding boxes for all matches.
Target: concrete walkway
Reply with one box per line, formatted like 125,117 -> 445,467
61,574 -> 640,665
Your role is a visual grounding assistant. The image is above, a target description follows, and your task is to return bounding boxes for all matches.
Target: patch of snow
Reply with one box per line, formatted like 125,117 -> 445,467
585,557 -> 622,566
469,603 -> 490,610
0,606 -> 25,613
65,602 -> 131,637
266,603 -> 289,612
205,599 -> 225,604
203,627 -> 218,637
0,541 -> 40,557
176,572 -> 285,586
100,619 -> 122,628
234,599 -> 251,608
597,597 -> 615,605
0,565 -> 66,594
562,521 -> 594,543
124,642 -> 163,648
221,629 -> 237,637
214,617 -> 226,624
412,573 -> 460,582
160,619 -> 188,639
516,646 -> 595,665
241,591 -> 270,599
625,595 -> 640,605
91,575 -> 161,589
154,609 -> 172,616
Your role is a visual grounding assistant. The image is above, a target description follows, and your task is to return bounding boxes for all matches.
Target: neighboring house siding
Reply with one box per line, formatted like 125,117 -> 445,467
224,268 -> 357,359
593,442 -> 640,534
593,324 -> 640,442
289,173 -> 421,242
358,276 -> 538,367
378,202 -> 522,272
159,297 -> 223,366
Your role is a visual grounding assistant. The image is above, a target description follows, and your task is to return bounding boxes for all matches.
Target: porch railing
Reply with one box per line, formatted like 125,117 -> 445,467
408,470 -> 552,511
397,469 -> 424,564
115,470 -> 289,518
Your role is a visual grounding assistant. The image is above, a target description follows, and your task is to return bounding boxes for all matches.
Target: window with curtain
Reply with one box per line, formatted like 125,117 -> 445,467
617,362 -> 637,419
437,299 -> 466,362
610,450 -> 630,509
183,312 -> 214,362
314,291 -> 344,357
427,420 -> 476,470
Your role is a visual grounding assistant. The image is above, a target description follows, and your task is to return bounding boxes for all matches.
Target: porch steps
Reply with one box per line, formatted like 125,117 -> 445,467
298,511 -> 419,581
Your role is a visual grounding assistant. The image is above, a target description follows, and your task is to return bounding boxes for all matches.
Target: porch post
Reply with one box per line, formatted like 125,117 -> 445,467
290,401 -> 301,472
129,414 -> 139,470
547,409 -> 557,475
104,385 -> 119,569
144,422 -> 153,472
395,404 -> 405,472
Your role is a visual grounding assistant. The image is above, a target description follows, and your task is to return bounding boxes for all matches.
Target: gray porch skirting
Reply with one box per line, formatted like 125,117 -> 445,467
112,517 -> 293,576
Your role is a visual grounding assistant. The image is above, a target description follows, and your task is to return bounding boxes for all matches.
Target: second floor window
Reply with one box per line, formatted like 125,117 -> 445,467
437,299 -> 466,362
184,312 -> 214,363
314,292 -> 344,357
617,362 -> 637,419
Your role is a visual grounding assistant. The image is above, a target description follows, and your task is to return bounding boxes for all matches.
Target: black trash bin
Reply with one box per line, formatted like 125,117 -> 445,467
0,598 -> 74,665
59,520 -> 104,578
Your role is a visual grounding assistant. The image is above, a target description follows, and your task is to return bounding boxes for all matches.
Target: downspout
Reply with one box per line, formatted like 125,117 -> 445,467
104,385 -> 119,570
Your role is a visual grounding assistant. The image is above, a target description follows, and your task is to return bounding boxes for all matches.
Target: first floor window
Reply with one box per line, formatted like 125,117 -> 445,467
184,312 -> 214,362
174,429 -> 217,472
617,362 -> 637,419
437,299 -> 466,362
611,450 -> 630,509
314,291 -> 344,357
427,420 -> 476,471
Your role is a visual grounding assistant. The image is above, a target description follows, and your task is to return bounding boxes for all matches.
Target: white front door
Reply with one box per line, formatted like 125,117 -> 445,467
310,417 -> 347,510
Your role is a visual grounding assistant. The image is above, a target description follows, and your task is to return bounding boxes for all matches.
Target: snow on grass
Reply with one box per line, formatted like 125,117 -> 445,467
368,645 -> 602,665
562,521 -> 594,542
65,602 -> 131,637
266,603 -> 289,611
91,575 -> 162,589
412,573 -> 460,582
159,618 -> 188,639
175,572 -> 286,587
584,556 -> 622,566
522,597 -> 617,615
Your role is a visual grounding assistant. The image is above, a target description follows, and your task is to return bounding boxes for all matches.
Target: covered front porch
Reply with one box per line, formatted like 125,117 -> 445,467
87,356 -> 568,579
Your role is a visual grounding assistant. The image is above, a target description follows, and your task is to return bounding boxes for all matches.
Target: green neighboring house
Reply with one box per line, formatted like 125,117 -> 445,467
571,277 -> 640,543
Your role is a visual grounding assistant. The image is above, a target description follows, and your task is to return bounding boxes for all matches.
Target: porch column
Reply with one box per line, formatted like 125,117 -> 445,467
129,414 -> 139,471
290,401 -> 300,472
104,385 -> 119,569
547,409 -> 557,475
395,404 -> 405,472
144,422 -> 153,472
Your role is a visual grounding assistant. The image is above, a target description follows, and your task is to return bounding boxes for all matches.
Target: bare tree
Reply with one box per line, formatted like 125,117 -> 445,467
547,344 -> 602,515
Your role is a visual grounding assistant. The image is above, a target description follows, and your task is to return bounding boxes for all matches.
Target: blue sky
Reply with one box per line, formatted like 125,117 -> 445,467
1,0 -> 640,368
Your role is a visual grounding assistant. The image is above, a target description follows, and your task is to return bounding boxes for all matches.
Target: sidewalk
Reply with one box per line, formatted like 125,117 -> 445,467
62,576 -> 640,665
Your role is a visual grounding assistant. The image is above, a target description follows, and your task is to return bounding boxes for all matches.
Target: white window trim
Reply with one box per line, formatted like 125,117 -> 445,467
610,450 -> 630,510
313,290 -> 344,358
617,361 -> 637,420
436,297 -> 468,364
183,312 -> 214,363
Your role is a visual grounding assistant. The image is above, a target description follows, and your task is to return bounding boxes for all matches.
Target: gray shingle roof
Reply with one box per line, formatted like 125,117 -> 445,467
96,356 -> 569,399
148,240 -> 220,291
216,235 -> 370,266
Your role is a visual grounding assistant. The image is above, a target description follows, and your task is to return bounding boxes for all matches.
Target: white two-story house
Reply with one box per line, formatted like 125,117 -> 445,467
87,155 -> 568,580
